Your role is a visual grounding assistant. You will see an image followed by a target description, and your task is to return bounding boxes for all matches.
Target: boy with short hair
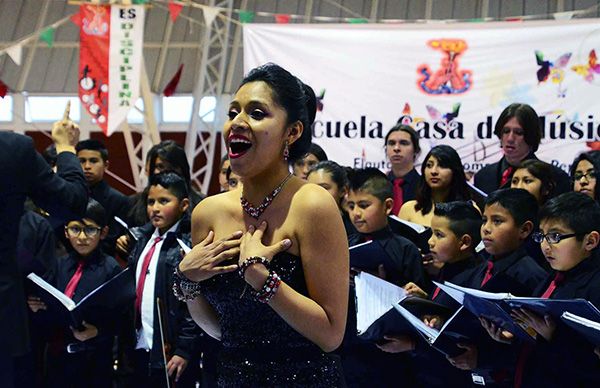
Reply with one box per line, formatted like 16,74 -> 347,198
379,201 -> 482,387
127,172 -> 200,387
27,199 -> 123,388
341,168 -> 426,387
76,139 -> 130,256
488,192 -> 600,387
446,188 -> 547,386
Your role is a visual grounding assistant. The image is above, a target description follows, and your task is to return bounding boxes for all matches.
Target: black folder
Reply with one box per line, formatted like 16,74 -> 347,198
388,215 -> 432,253
561,312 -> 600,346
27,268 -> 135,330
349,240 -> 396,271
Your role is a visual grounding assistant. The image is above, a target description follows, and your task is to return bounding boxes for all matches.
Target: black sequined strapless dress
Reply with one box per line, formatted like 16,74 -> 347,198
199,252 -> 345,387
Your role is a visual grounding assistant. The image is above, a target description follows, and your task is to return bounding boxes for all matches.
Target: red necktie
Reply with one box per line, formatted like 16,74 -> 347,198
514,272 -> 565,387
431,287 -> 441,300
64,261 -> 85,299
391,177 -> 405,215
540,272 -> 564,299
480,261 -> 494,287
135,236 -> 163,316
500,166 -> 514,187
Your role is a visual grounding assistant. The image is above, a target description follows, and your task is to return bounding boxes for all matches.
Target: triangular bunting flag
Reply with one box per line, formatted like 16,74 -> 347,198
202,6 -> 220,26
133,0 -> 149,4
168,0 -> 184,22
6,44 -> 22,66
274,14 -> 291,24
553,11 -> 575,20
39,27 -> 55,48
0,79 -> 8,98
239,10 -> 254,23
163,64 -> 184,97
70,12 -> 82,27
348,18 -> 368,24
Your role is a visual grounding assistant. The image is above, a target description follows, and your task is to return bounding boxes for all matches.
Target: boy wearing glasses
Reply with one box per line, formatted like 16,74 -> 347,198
484,192 -> 600,387
27,199 -> 123,387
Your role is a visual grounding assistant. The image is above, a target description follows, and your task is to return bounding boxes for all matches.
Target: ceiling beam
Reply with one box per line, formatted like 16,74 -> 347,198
151,14 -> 175,91
16,0 -> 51,91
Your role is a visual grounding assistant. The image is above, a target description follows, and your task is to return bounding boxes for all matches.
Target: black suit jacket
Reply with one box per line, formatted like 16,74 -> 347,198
90,180 -> 131,256
0,132 -> 87,356
474,154 -> 572,195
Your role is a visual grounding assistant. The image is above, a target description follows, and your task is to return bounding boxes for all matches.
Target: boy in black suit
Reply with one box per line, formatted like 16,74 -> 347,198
379,201 -> 482,386
446,189 -> 547,386
76,139 -> 130,256
341,168 -> 426,387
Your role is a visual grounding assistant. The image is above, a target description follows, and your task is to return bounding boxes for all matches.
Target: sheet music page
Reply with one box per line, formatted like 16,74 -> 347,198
355,272 -> 407,334
27,273 -> 76,310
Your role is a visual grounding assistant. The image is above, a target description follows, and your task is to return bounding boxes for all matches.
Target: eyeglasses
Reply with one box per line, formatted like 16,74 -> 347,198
532,231 -> 578,244
573,171 -> 597,182
66,225 -> 102,238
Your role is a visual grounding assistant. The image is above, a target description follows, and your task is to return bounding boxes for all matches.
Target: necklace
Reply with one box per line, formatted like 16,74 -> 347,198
240,173 -> 293,219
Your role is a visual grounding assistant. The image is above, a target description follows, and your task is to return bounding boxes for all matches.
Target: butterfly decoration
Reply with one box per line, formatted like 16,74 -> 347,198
316,89 -> 325,112
535,50 -> 571,83
571,49 -> 600,83
426,102 -> 461,123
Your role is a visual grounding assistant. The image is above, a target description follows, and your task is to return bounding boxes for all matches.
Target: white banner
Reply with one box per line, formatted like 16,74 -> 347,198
243,20 -> 600,173
108,5 -> 144,136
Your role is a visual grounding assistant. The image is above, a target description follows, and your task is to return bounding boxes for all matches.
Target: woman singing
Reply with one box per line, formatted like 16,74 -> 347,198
174,63 -> 348,386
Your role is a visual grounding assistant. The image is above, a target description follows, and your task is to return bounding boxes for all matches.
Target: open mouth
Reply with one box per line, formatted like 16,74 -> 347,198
228,135 -> 252,158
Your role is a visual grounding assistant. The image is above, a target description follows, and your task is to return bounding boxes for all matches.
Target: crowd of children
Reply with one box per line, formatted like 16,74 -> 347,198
14,100 -> 600,388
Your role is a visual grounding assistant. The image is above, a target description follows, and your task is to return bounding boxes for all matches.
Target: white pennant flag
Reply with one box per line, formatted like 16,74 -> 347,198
6,44 -> 22,65
202,6 -> 220,27
553,11 -> 575,20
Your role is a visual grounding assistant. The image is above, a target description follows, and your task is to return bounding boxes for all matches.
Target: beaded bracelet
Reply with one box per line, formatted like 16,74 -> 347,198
172,267 -> 203,302
238,256 -> 269,279
251,271 -> 282,304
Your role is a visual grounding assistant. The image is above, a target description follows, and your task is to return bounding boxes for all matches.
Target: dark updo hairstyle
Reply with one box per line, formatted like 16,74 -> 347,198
148,172 -> 189,201
514,159 -> 557,204
384,123 -> 421,159
240,63 -> 315,162
307,160 -> 348,191
570,151 -> 600,202
415,145 -> 471,214
149,140 -> 191,184
493,103 -> 542,152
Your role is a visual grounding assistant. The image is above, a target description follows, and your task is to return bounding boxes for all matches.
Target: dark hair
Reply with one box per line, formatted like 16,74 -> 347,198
434,201 -> 482,249
149,141 -> 191,184
539,192 -> 600,241
307,160 -> 349,191
146,143 -> 163,166
348,168 -> 393,203
485,188 -> 538,227
493,103 -> 541,152
298,143 -> 328,163
226,165 -> 233,180
514,159 -> 557,204
415,145 -> 471,214
76,139 -> 109,161
570,151 -> 600,202
74,198 -> 107,227
42,144 -> 57,168
148,172 -> 189,201
240,63 -> 315,161
384,123 -> 421,157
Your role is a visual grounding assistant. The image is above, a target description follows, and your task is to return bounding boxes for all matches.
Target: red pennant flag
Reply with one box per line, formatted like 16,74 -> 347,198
274,14 -> 291,24
163,64 -> 184,97
168,1 -> 184,22
70,12 -> 82,27
0,79 -> 8,98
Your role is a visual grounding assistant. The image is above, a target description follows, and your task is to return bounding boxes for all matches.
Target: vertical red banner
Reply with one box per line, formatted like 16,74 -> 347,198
79,5 -> 111,134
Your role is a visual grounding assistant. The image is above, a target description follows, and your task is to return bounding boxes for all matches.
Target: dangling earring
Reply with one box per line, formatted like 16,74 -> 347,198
283,141 -> 289,161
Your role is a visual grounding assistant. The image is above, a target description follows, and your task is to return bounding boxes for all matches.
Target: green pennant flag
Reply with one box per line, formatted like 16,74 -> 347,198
133,0 -> 149,4
239,10 -> 255,23
39,27 -> 55,48
467,18 -> 484,23
348,18 -> 368,24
